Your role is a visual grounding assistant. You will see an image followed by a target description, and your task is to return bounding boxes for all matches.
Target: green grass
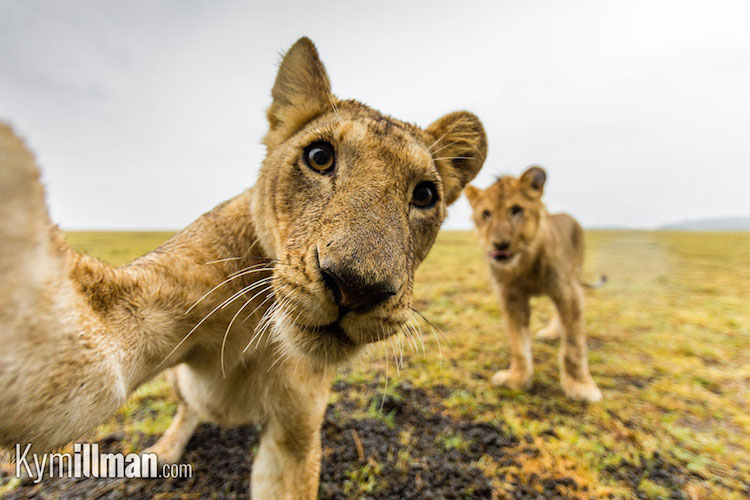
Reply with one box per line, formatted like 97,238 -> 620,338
12,230 -> 750,498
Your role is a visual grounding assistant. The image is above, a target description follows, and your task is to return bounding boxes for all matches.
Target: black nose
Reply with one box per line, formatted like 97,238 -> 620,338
494,241 -> 511,251
319,264 -> 397,314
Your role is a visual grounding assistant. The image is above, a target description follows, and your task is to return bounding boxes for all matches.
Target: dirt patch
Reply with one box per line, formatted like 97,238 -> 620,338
602,451 -> 691,499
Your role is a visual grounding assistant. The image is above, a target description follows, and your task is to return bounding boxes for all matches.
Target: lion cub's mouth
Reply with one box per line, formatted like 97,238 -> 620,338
489,249 -> 514,262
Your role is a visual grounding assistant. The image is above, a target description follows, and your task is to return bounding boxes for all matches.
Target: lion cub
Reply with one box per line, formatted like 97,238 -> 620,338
465,166 -> 603,402
0,38 -> 487,497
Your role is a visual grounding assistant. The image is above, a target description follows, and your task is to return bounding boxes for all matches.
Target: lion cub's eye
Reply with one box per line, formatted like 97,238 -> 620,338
510,205 -> 524,216
482,209 -> 491,220
412,181 -> 438,209
303,141 -> 335,173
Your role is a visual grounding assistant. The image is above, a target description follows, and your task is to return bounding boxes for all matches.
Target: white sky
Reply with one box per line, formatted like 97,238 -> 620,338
1,0 -> 748,230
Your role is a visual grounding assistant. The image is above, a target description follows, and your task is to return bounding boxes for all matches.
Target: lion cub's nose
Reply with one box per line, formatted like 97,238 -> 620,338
494,240 -> 511,251
319,264 -> 397,313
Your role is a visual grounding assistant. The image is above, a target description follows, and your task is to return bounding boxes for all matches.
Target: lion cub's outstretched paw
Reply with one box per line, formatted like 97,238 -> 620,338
491,369 -> 532,391
561,377 -> 602,402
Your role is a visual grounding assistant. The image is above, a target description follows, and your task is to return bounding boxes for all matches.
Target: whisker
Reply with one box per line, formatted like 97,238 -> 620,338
266,299 -> 300,372
411,307 -> 450,346
399,324 -> 417,353
393,336 -> 403,372
411,309 -> 444,369
399,329 -> 406,366
426,120 -> 463,152
380,323 -> 389,412
273,298 -> 294,337
244,289 -> 284,352
412,324 -> 426,356
261,296 -> 290,348
159,277 -> 275,368
184,266 -> 275,315
204,257 -> 245,265
205,256 -> 277,265
244,284 -> 292,352
429,140 -> 458,157
220,285 -> 273,378
227,261 -> 275,279
408,311 -> 427,355
431,156 -> 474,162
238,286 -> 278,327
219,276 -> 274,310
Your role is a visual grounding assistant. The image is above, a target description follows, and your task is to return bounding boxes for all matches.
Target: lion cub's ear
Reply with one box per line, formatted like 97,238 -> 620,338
520,165 -> 546,199
426,111 -> 488,205
264,37 -> 334,150
464,185 -> 482,207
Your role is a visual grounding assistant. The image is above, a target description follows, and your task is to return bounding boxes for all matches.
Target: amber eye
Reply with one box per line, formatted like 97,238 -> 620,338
412,181 -> 438,208
510,205 -> 524,216
303,141 -> 335,173
482,209 -> 491,220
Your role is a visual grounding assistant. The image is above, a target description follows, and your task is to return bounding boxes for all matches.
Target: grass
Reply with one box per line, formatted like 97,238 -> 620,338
3,230 -> 748,498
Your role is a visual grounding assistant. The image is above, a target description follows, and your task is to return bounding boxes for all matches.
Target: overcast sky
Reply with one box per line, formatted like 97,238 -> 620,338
1,0 -> 748,230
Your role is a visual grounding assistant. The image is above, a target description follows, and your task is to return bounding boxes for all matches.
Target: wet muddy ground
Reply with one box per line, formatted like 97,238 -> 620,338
2,381 -> 692,499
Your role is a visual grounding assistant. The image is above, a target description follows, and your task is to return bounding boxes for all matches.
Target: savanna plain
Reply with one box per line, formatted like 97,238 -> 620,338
1,230 -> 747,499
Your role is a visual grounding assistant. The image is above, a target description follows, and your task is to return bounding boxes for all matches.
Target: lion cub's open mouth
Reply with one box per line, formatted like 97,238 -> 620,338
489,249 -> 515,262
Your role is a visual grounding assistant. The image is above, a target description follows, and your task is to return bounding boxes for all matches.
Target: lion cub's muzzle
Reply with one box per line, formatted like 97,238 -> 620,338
317,253 -> 399,317
320,262 -> 397,317
273,241 -> 408,366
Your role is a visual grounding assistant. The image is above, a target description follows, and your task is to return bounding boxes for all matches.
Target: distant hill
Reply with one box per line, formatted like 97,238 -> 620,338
660,217 -> 750,231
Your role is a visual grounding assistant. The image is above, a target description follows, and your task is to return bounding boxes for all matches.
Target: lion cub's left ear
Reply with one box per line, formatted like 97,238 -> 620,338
520,166 -> 547,199
426,111 -> 487,205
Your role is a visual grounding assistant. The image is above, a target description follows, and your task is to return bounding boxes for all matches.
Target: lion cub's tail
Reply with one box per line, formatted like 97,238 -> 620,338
581,274 -> 608,290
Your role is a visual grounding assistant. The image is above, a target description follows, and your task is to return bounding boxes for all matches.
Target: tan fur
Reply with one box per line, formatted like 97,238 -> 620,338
465,166 -> 602,402
0,38 -> 487,497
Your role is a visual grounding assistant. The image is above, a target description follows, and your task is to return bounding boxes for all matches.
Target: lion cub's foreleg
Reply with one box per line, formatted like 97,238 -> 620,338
492,291 -> 534,390
251,410 -> 325,499
552,283 -> 602,402
251,375 -> 331,499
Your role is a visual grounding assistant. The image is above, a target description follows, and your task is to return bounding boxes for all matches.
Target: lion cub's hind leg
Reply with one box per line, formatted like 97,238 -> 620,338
144,370 -> 201,465
144,402 -> 201,465
536,311 -> 562,340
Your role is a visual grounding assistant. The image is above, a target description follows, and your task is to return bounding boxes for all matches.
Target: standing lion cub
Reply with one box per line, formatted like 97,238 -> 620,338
0,38 -> 487,497
465,166 -> 603,402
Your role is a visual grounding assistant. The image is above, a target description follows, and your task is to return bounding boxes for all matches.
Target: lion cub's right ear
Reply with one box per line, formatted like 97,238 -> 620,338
264,37 -> 334,150
464,185 -> 482,207
426,111 -> 488,206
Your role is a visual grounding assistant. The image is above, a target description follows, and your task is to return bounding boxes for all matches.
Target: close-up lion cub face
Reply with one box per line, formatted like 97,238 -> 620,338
465,166 -> 547,270
254,39 -> 487,366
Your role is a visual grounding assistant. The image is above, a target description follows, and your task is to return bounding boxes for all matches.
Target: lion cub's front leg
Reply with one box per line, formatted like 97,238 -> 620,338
252,414 -> 324,499
251,379 -> 330,499
553,283 -> 602,402
492,291 -> 534,390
